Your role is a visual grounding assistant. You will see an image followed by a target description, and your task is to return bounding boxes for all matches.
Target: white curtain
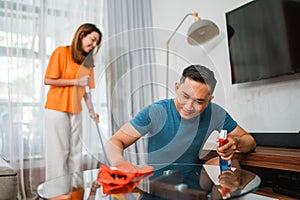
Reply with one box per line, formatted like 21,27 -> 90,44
103,0 -> 158,166
0,0 -> 104,199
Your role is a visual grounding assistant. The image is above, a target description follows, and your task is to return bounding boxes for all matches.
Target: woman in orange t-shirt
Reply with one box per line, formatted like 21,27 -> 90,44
44,23 -> 102,180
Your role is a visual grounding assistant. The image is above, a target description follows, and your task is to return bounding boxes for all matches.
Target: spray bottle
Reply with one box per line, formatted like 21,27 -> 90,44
218,130 -> 232,171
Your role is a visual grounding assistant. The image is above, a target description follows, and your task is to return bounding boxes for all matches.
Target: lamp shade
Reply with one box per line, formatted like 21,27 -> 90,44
187,19 -> 219,45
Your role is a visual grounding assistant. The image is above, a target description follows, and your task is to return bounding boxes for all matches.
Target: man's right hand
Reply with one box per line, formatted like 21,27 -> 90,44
115,161 -> 154,176
115,161 -> 139,173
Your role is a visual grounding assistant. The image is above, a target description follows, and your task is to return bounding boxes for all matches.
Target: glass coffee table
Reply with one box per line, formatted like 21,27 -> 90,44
37,163 -> 260,200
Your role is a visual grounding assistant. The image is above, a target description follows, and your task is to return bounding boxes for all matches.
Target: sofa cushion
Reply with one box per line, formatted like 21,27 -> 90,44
0,157 -> 17,176
0,156 -> 18,200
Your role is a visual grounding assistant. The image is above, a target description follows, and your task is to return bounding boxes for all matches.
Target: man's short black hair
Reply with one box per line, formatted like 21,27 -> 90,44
180,65 -> 217,95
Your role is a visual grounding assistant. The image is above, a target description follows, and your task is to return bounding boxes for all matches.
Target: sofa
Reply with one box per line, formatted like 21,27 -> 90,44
0,156 -> 17,200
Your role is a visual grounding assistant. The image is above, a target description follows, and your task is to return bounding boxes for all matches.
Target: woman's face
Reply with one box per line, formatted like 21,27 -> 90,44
81,31 -> 100,53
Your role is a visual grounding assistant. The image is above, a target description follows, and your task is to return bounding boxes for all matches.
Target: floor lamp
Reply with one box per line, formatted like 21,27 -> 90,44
165,12 -> 219,98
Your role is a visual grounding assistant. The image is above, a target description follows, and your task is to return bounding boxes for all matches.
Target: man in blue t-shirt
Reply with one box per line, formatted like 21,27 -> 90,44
105,65 -> 256,172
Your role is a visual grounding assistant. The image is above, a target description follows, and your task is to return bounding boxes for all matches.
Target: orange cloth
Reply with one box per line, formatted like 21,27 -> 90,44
44,46 -> 95,114
96,164 -> 154,195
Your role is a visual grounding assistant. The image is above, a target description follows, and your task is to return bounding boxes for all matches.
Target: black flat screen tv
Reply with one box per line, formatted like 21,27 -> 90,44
226,0 -> 300,84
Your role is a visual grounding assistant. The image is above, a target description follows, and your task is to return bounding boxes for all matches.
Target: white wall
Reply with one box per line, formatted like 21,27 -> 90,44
151,0 -> 300,132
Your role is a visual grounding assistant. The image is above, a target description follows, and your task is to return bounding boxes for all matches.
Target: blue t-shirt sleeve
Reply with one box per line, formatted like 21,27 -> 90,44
130,103 -> 167,136
130,106 -> 151,135
209,103 -> 237,133
223,112 -> 238,133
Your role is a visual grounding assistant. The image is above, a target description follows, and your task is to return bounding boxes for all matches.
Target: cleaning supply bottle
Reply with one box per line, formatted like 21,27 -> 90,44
218,130 -> 232,171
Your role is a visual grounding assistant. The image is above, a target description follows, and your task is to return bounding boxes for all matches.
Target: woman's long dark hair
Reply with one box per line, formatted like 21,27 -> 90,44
71,23 -> 102,65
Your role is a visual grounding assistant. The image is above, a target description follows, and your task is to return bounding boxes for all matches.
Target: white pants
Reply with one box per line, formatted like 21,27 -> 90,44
45,109 -> 83,181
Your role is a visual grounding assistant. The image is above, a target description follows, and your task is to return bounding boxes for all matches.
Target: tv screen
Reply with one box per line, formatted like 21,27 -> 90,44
226,0 -> 300,84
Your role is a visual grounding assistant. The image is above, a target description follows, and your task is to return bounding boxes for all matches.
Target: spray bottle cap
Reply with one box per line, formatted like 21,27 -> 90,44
219,130 -> 227,139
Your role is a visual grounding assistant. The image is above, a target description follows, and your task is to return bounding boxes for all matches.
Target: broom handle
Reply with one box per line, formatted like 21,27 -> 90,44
86,86 -> 109,166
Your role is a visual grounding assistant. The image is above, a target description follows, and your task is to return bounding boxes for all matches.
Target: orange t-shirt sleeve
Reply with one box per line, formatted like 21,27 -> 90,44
45,47 -> 64,79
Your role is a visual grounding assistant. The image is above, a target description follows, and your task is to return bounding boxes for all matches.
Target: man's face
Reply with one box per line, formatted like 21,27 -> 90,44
175,77 -> 213,119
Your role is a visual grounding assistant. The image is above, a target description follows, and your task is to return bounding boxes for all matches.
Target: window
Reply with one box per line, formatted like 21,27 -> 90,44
0,0 -> 106,160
